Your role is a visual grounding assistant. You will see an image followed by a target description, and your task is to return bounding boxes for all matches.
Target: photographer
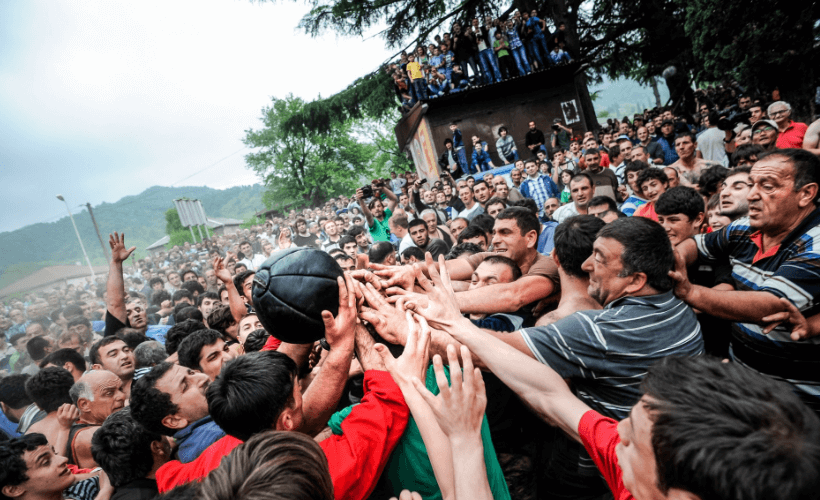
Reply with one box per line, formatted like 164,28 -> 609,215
550,118 -> 572,151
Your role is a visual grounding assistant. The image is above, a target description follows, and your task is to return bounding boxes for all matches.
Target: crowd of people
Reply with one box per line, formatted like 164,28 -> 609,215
1,85 -> 820,500
390,11 -> 573,109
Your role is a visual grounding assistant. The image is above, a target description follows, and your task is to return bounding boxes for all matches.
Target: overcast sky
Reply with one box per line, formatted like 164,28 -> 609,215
0,0 -> 395,233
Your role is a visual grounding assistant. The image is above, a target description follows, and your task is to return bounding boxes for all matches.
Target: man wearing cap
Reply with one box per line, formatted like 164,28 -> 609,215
752,120 -> 779,152
656,119 -> 679,165
769,101 -> 808,149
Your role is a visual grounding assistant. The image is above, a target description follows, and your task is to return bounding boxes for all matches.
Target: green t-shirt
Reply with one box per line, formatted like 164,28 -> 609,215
328,365 -> 511,500
369,207 -> 392,242
493,39 -> 510,58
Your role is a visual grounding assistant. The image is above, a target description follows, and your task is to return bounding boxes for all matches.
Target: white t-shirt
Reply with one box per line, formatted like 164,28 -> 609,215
398,233 -> 416,254
696,127 -> 728,165
552,202 -> 580,223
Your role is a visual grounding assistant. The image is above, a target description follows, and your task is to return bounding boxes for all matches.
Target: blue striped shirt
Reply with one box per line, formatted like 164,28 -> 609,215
520,291 -> 703,420
695,210 -> 820,401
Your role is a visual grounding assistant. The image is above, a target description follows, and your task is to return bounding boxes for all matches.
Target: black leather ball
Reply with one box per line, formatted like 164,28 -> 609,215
252,247 -> 343,344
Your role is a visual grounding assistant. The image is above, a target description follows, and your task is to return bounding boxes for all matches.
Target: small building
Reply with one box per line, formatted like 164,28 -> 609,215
395,62 -> 594,181
145,235 -> 170,256
0,265 -> 110,299
207,217 -> 243,236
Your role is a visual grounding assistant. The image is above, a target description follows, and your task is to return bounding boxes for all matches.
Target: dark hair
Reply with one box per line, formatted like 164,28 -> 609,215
485,197 -> 507,210
25,336 -> 51,362
554,215 -> 606,278
675,131 -> 697,144
172,290 -> 193,305
130,362 -> 179,436
368,241 -> 395,265
698,165 -> 729,198
608,144 -> 621,160
0,433 -> 49,495
508,198 -> 539,216
177,330 -> 223,372
151,289 -> 171,307
197,292 -> 220,307
759,148 -> 820,204
408,218 -> 427,231
470,214 -> 496,235
175,306 -> 204,324
457,225 -> 488,245
180,281 -> 205,296
197,431 -> 333,500
232,271 -> 255,298
89,336 -> 127,366
496,207 -> 541,238
584,147 -> 600,157
588,196 -> 618,212
401,246 -> 425,262
62,304 -> 84,319
24,367 -> 73,413
472,179 -> 489,191
149,277 -> 165,288
346,225 -> 368,239
91,408 -> 163,488
642,356 -> 820,499
656,186 -> 705,220
445,242 -> 483,260
623,160 -> 650,177
636,168 -> 669,191
40,348 -> 87,373
731,144 -> 764,167
206,351 -> 297,441
165,319 -> 207,355
597,217 -> 674,292
0,374 -> 32,410
480,255 -> 522,281
338,235 -> 356,249
243,330 -> 270,353
207,305 -> 236,340
116,328 -> 149,350
570,172 -> 593,188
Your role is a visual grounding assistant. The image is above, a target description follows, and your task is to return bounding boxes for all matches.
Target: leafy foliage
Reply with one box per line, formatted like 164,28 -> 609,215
244,95 -> 409,209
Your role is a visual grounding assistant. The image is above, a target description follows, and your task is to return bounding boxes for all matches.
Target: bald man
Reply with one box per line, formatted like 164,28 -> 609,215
66,370 -> 127,468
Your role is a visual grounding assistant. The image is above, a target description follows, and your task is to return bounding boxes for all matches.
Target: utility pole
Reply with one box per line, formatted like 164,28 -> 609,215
86,203 -> 109,263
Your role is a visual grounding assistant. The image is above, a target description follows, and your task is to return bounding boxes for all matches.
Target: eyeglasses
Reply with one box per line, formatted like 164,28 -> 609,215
769,110 -> 788,117
753,126 -> 775,135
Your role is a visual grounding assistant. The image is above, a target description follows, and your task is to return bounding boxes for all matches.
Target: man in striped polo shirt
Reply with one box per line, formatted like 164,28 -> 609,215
675,148 -> 820,416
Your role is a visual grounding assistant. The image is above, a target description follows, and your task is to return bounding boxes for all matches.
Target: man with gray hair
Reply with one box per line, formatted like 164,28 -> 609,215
133,340 -> 168,381
67,370 -> 127,468
768,100 -> 808,149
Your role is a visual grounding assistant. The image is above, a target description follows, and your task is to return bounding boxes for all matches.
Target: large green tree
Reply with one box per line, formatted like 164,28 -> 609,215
244,95 -> 408,210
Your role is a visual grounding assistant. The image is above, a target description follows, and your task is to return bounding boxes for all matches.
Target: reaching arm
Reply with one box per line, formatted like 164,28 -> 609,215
212,255 -> 247,323
106,233 -> 136,324
455,275 -> 555,314
380,186 -> 399,212
299,274 -> 357,437
357,188 -> 376,227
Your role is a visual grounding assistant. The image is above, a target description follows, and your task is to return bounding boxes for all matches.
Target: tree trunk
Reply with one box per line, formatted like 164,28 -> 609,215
650,77 -> 662,108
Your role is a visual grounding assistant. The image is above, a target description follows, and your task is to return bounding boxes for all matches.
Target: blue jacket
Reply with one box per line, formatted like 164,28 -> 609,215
520,175 -> 560,202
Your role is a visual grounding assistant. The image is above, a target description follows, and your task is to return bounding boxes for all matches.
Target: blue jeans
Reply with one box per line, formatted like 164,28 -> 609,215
529,34 -> 549,68
460,56 -> 481,82
428,82 -> 447,97
503,150 -> 519,163
478,49 -> 502,84
510,45 -> 531,76
411,79 -> 427,101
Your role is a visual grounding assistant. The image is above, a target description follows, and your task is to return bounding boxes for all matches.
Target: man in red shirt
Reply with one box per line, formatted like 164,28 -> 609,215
404,262 -> 820,500
770,101 -> 808,149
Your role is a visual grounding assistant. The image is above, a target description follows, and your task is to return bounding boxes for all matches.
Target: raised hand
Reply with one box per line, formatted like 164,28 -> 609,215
321,273 -> 357,349
761,297 -> 814,341
668,249 -> 693,302
375,310 -> 431,387
108,232 -> 136,264
212,255 -> 233,284
390,491 -> 422,500
371,262 -> 418,291
392,254 -> 464,330
358,282 -> 409,345
56,403 -> 79,428
413,344 -> 486,440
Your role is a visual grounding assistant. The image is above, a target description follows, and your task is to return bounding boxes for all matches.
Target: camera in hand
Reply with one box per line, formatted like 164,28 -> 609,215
717,109 -> 751,131
360,185 -> 373,198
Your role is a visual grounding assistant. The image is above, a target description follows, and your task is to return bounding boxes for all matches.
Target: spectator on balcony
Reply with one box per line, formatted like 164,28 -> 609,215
449,63 -> 470,92
525,120 -> 548,156
449,123 -> 472,175
438,43 -> 455,80
523,10 -> 549,69
427,67 -> 449,98
505,18 -> 530,76
452,23 -> 480,83
471,141 -> 495,172
547,44 -> 571,65
492,32 -> 515,80
472,18 -> 502,84
439,138 -> 464,178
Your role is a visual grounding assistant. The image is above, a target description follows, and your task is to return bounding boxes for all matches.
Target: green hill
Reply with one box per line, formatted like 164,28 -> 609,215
0,184 -> 266,289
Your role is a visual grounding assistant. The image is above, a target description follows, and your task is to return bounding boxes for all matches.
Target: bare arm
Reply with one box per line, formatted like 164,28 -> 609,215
803,119 -> 820,156
106,233 -> 136,323
381,186 -> 399,212
455,275 -> 555,314
299,275 -> 357,436
212,255 -> 246,323
357,189 -> 375,227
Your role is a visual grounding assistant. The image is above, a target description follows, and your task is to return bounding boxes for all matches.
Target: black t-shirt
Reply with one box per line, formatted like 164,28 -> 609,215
110,478 -> 159,500
525,129 -> 546,148
293,233 -> 318,248
104,310 -> 128,338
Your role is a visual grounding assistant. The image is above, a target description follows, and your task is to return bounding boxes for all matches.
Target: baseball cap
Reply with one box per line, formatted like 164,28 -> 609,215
751,120 -> 778,133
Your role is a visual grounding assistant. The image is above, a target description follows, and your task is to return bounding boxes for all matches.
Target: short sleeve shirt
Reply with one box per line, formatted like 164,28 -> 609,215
369,207 -> 393,242
578,411 -> 633,500
519,291 -> 703,419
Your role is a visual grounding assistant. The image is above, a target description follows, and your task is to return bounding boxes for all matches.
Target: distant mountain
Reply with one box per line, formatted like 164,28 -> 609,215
590,77 -> 671,122
0,184 -> 266,288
